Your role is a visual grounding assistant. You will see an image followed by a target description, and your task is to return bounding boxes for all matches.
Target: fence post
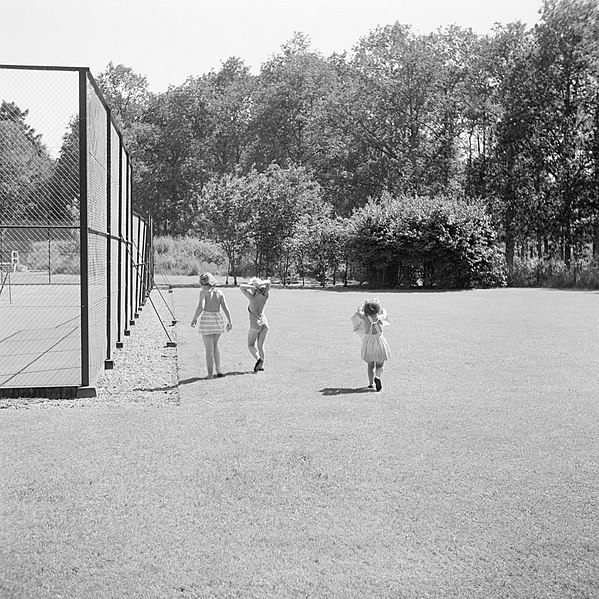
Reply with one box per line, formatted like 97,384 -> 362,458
77,68 -> 95,397
116,142 -> 124,348
124,159 -> 132,336
135,214 -> 143,317
105,109 -> 113,368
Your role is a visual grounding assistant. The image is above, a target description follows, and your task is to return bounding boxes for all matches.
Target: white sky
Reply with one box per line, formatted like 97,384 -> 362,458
2,0 -> 544,93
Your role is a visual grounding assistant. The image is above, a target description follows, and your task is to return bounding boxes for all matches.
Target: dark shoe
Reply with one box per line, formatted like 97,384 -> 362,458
374,377 -> 382,392
216,373 -> 225,378
367,384 -> 373,389
254,358 -> 264,372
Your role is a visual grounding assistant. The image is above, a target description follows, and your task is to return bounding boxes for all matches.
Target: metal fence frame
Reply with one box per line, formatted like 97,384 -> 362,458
0,65 -> 153,398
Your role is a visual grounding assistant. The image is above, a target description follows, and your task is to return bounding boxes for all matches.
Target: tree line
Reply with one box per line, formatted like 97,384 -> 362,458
3,0 -> 599,287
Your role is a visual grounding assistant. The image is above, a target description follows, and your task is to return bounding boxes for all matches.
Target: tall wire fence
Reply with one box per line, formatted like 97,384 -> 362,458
0,65 -> 153,398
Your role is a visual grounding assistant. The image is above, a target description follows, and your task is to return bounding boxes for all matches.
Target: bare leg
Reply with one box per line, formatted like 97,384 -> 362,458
367,362 -> 375,386
247,328 -> 260,360
212,334 -> 222,375
256,328 -> 268,361
374,361 -> 384,391
202,334 -> 217,378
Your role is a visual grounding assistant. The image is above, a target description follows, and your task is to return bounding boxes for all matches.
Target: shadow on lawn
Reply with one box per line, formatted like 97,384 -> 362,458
179,371 -> 253,385
133,385 -> 177,392
320,387 -> 373,396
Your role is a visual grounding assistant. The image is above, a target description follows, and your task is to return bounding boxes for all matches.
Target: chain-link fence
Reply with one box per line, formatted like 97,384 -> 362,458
0,65 -> 153,398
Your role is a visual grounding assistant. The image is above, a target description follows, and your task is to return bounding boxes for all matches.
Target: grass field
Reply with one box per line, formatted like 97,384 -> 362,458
0,286 -> 597,598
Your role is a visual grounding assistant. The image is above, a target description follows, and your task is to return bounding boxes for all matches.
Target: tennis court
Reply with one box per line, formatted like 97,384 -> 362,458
0,65 -> 153,398
0,282 -> 81,389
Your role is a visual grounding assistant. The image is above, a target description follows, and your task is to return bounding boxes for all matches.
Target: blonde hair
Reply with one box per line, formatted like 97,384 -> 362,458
199,272 -> 216,287
249,277 -> 266,288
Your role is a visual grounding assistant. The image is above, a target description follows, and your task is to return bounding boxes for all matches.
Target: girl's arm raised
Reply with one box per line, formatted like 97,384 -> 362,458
354,303 -> 368,320
261,279 -> 271,298
239,285 -> 254,299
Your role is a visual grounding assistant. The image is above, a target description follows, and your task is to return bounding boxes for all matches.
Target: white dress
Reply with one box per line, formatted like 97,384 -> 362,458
359,315 -> 391,363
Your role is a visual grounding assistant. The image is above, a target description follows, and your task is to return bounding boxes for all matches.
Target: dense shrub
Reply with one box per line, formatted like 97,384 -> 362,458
26,240 -> 79,275
154,236 -> 227,276
512,257 -> 599,289
348,193 -> 506,289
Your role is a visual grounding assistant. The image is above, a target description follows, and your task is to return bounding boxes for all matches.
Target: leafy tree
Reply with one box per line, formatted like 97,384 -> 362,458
198,172 -> 253,285
476,22 -> 536,278
46,116 -> 80,224
524,0 -> 599,265
332,24 -> 441,200
248,33 -> 337,170
0,101 -> 54,224
89,9 -> 599,287
96,62 -> 151,133
204,57 -> 256,174
280,215 -> 313,285
134,80 -> 214,234
425,25 -> 480,194
311,215 -> 349,286
0,101 -> 42,146
248,163 -> 322,275
281,205 -> 345,286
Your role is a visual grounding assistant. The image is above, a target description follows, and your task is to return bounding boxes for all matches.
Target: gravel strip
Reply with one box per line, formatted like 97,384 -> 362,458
0,289 -> 180,409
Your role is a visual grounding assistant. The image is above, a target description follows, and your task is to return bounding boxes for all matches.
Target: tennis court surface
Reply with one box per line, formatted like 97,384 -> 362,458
0,283 -> 81,390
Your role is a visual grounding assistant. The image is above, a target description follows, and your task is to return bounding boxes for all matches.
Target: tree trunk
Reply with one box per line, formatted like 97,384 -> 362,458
225,255 -> 232,286
564,222 -> 572,268
505,206 -> 515,283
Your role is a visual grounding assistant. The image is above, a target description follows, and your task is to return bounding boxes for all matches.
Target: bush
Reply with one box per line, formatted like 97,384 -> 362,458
153,236 -> 227,276
348,193 -> 506,289
573,261 -> 599,289
512,257 -> 599,289
26,240 -> 79,275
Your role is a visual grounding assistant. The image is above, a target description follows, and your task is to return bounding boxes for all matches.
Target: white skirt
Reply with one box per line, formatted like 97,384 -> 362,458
198,311 -> 225,335
361,333 -> 391,363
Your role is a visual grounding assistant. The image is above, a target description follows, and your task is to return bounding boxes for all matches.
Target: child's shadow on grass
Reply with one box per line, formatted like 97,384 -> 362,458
134,384 -> 177,392
179,372 -> 253,385
320,387 -> 372,396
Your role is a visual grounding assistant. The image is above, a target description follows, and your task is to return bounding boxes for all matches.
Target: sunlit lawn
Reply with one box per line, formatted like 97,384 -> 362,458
1,286 -> 597,598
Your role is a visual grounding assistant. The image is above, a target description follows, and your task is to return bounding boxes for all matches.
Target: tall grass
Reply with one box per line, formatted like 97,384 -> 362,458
153,236 -> 227,276
511,257 -> 599,289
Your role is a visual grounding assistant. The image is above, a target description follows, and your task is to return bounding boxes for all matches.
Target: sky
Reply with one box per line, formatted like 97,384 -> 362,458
1,0 -> 545,93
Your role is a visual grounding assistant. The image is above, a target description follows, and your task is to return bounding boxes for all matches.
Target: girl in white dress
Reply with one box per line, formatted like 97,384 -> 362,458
191,272 -> 232,379
352,299 -> 390,391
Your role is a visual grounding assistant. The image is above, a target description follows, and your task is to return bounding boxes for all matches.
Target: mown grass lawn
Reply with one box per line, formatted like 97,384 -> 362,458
1,286 -> 597,599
